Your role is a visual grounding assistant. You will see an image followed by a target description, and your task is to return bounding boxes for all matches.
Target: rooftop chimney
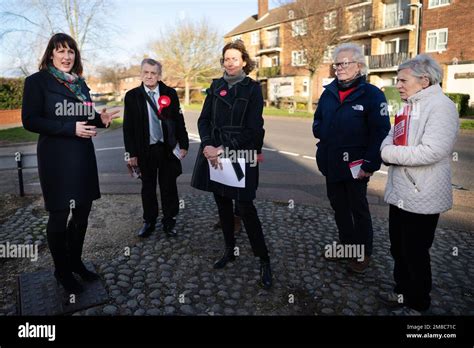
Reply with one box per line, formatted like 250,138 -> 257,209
258,0 -> 269,19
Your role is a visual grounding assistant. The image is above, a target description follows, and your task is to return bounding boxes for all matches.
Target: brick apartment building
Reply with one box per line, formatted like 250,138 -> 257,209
420,0 -> 474,104
225,0 -> 473,106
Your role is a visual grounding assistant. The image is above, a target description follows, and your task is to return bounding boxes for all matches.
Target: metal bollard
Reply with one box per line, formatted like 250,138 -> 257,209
15,152 -> 24,197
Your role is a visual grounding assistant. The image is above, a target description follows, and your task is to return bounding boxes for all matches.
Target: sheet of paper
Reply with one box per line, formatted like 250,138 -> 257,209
209,158 -> 246,188
173,144 -> 182,160
349,159 -> 364,179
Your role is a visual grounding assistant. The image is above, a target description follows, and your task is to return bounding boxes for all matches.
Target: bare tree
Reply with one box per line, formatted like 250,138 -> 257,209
0,0 -> 116,76
151,18 -> 222,105
283,0 -> 345,112
98,66 -> 123,96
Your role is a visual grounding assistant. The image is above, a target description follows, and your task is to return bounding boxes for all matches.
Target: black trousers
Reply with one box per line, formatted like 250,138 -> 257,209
46,201 -> 92,275
139,142 -> 179,227
213,193 -> 269,261
326,178 -> 373,256
389,204 -> 439,311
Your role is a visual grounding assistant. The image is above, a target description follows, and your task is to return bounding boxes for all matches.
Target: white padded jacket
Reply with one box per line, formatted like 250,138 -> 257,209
380,84 -> 459,214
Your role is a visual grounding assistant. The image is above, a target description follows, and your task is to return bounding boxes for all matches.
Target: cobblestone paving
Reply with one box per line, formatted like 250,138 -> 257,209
0,194 -> 473,316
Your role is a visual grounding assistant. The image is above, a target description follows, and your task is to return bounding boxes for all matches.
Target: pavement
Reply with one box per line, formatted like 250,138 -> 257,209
0,191 -> 473,316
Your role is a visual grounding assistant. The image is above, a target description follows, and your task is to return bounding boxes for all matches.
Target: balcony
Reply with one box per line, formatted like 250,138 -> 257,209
257,38 -> 281,55
368,52 -> 410,71
383,8 -> 411,29
257,66 -> 281,79
341,8 -> 414,39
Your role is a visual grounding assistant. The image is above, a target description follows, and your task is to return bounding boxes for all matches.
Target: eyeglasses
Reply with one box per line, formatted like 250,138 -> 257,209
332,61 -> 356,69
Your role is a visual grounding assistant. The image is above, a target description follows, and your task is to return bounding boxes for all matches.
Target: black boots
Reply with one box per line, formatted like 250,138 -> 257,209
260,260 -> 273,289
67,219 -> 100,282
213,247 -> 236,269
54,270 -> 84,294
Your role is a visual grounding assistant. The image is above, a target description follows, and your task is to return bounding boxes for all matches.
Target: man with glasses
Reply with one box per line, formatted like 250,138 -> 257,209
313,43 -> 390,273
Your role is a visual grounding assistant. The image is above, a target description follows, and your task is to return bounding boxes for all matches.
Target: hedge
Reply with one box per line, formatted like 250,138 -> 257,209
446,93 -> 470,117
0,78 -> 24,110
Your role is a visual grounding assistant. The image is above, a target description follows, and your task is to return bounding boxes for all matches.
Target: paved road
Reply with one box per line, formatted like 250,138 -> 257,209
0,107 -> 473,231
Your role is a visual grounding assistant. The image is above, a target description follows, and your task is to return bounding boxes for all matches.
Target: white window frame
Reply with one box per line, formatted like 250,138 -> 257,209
428,0 -> 450,9
324,11 -> 337,30
323,45 -> 335,63
288,10 -> 295,20
292,19 -> 307,37
232,35 -> 242,42
251,31 -> 259,46
291,50 -> 307,66
302,78 -> 309,96
426,28 -> 448,52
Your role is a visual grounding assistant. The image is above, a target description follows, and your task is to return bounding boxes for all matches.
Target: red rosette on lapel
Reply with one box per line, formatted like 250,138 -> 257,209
157,95 -> 171,117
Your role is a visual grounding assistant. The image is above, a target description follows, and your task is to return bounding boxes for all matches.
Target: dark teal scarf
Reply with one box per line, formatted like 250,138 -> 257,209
47,65 -> 87,101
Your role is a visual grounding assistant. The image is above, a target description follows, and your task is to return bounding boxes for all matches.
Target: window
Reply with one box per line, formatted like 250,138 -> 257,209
267,29 -> 279,47
323,45 -> 335,63
271,55 -> 279,67
426,28 -> 448,52
399,39 -> 408,53
361,43 -> 371,56
292,19 -> 307,36
302,79 -> 309,95
232,35 -> 242,42
251,31 -> 259,46
288,10 -> 295,20
428,0 -> 450,8
324,11 -> 337,30
292,50 -> 307,66
384,41 -> 396,54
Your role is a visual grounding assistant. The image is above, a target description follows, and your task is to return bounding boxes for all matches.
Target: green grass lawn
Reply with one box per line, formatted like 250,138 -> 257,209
0,118 -> 125,144
460,118 -> 474,130
108,117 -> 124,130
0,127 -> 38,143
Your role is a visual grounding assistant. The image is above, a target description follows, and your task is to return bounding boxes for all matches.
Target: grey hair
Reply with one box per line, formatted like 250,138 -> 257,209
333,42 -> 367,75
141,58 -> 162,76
398,54 -> 443,85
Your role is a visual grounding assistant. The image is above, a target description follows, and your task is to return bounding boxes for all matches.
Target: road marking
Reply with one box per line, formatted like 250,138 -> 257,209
278,150 -> 299,157
262,147 -> 277,152
95,146 -> 124,152
302,155 -> 316,160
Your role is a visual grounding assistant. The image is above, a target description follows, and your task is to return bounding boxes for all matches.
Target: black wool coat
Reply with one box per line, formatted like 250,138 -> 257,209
191,76 -> 265,201
123,81 -> 189,177
22,70 -> 105,211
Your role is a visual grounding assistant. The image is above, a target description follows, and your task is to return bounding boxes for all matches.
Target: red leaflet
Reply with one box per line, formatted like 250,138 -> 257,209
394,105 -> 410,146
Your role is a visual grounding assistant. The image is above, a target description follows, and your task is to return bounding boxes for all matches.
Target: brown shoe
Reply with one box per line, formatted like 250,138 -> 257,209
347,256 -> 370,273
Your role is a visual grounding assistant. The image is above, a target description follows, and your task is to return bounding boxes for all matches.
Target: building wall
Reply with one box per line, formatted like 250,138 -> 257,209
420,0 -> 474,64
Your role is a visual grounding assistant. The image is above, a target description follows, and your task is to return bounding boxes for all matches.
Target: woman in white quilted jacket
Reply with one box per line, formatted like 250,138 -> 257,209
379,54 -> 459,315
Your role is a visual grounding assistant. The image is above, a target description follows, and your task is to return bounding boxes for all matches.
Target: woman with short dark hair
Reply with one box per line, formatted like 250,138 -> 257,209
22,33 -> 119,294
191,40 -> 272,289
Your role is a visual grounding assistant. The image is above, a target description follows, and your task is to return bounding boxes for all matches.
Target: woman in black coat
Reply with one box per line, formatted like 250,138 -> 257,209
22,33 -> 119,294
191,40 -> 272,289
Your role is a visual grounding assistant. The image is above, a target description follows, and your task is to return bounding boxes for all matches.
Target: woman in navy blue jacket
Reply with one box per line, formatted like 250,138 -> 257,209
313,43 -> 390,273
22,33 -> 119,294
